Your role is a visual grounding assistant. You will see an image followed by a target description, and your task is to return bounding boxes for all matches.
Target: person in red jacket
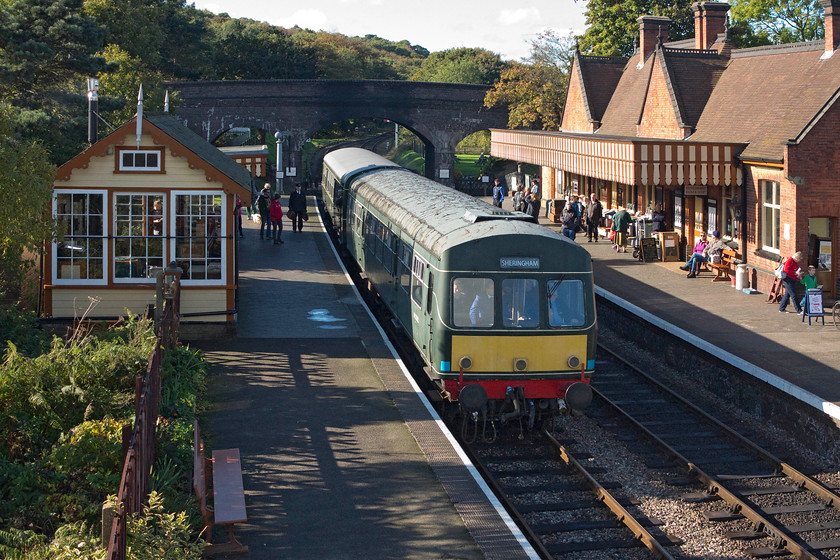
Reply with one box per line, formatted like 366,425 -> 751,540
778,251 -> 804,313
269,194 -> 284,245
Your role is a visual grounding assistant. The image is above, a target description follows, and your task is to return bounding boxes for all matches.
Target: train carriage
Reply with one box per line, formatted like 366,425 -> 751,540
321,148 -> 596,426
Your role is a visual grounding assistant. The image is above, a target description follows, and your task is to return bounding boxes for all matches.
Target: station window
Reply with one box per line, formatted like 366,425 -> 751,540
117,148 -> 163,172
547,279 -> 585,327
761,180 -> 781,252
173,193 -> 224,283
113,194 -> 165,281
452,277 -> 494,327
502,278 -> 539,327
54,191 -> 106,283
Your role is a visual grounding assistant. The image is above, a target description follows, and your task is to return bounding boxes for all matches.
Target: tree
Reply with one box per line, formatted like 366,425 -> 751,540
576,0 -> 695,57
0,104 -> 56,295
729,0 -> 823,44
410,47 -> 506,85
0,0 -> 110,164
484,31 -> 574,130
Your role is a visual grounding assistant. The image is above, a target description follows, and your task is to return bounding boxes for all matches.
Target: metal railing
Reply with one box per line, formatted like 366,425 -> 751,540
105,273 -> 180,560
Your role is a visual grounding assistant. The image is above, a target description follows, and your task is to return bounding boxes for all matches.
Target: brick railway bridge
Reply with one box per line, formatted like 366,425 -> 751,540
164,79 -> 509,187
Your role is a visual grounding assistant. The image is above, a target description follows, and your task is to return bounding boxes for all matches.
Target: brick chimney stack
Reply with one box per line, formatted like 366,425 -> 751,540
637,15 -> 671,61
821,0 -> 840,52
692,2 -> 730,50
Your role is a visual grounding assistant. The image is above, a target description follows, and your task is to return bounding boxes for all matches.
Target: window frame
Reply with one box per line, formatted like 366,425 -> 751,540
115,147 -> 165,173
52,189 -> 108,286
170,190 -> 227,286
112,192 -> 167,284
761,180 -> 781,253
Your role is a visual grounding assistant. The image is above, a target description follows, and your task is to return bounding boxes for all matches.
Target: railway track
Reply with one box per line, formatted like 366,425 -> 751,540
465,429 -> 680,559
593,343 -> 840,560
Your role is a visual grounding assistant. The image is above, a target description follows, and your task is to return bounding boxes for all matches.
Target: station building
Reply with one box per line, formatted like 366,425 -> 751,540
491,0 -> 840,297
44,112 -> 252,322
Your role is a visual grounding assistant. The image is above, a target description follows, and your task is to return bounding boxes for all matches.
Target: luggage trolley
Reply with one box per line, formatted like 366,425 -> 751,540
631,217 -> 656,261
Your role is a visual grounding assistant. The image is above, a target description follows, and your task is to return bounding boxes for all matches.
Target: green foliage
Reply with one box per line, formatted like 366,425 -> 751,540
290,29 -> 411,80
410,47 -> 506,85
729,0 -> 823,44
96,44 -> 171,124
159,345 -> 206,420
392,149 -> 425,174
577,0 -> 695,57
0,104 -> 56,292
484,31 -> 574,130
9,520 -> 105,559
125,492 -> 206,559
0,304 -> 51,358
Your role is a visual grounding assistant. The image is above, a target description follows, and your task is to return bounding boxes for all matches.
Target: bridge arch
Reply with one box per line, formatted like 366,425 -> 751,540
164,79 -> 509,188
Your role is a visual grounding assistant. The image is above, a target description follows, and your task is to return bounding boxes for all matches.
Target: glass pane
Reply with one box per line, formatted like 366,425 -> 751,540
548,280 -> 585,327
453,277 -> 494,327
502,279 -> 539,327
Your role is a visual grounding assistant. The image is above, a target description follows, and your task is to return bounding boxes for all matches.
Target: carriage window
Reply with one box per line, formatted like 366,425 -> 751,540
502,279 -> 539,327
547,279 -> 585,327
453,277 -> 494,327
411,257 -> 426,305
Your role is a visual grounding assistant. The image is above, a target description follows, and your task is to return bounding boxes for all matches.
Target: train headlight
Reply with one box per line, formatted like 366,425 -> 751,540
513,358 -> 528,372
567,355 -> 581,369
458,355 -> 473,370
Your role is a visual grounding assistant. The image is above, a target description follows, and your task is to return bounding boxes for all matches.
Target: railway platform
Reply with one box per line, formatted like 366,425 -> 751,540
185,199 -> 535,559
531,211 -> 840,425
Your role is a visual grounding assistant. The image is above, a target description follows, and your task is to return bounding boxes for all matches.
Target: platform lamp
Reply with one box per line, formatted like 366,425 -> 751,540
274,131 -> 284,194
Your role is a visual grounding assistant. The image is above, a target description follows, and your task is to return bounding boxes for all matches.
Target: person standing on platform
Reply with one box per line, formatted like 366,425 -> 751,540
799,264 -> 820,310
233,195 -> 244,238
492,178 -> 505,208
258,184 -> 272,240
269,193 -> 284,244
525,191 -> 541,218
651,204 -> 666,234
611,207 -> 632,252
561,200 -> 580,240
288,183 -> 307,232
778,251 -> 805,313
586,193 -> 603,242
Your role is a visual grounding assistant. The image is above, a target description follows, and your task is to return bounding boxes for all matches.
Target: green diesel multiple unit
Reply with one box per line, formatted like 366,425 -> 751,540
321,148 -> 596,422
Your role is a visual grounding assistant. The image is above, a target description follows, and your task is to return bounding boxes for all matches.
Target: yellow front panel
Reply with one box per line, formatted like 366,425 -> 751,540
452,334 -> 589,373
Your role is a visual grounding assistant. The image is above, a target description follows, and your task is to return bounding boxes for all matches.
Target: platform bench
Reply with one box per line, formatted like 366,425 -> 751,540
708,248 -> 738,283
193,421 -> 248,556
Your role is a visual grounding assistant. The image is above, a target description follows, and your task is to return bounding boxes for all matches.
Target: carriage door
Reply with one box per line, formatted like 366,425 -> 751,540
411,256 -> 430,352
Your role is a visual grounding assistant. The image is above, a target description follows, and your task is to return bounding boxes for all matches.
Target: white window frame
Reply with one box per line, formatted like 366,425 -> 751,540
170,190 -> 226,286
761,180 -> 781,253
112,192 -> 167,284
118,149 -> 162,171
52,189 -> 108,286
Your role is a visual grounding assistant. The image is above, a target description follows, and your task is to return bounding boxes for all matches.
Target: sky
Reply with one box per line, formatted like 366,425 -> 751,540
190,0 -> 588,61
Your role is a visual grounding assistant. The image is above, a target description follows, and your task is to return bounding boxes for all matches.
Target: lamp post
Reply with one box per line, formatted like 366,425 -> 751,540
274,131 -> 284,194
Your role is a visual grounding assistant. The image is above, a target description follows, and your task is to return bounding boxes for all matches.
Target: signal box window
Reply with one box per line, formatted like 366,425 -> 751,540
547,279 -> 585,327
502,278 -> 539,327
116,148 -> 164,172
453,277 -> 494,327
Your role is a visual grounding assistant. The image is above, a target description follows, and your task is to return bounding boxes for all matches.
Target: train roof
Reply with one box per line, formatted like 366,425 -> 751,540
326,148 -> 574,258
324,147 -> 403,185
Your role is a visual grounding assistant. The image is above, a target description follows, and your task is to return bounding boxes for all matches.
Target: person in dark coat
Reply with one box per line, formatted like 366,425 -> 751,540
561,200 -> 580,240
585,193 -> 602,242
491,178 -> 506,208
257,184 -> 272,239
651,204 -> 667,233
525,192 -> 541,219
288,183 -> 307,232
611,207 -> 632,252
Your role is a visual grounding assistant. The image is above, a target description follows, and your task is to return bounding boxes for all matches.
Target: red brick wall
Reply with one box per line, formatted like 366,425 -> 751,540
743,166 -> 788,294
637,61 -> 685,139
561,67 -> 596,133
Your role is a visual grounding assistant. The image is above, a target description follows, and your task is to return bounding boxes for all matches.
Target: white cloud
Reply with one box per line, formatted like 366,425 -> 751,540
498,7 -> 540,25
270,9 -> 329,31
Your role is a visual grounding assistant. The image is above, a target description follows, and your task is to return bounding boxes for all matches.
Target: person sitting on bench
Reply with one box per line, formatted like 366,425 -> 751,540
681,230 -> 727,278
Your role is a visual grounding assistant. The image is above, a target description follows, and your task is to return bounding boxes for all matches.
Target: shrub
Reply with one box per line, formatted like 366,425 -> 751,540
125,492 -> 206,560
0,304 -> 50,359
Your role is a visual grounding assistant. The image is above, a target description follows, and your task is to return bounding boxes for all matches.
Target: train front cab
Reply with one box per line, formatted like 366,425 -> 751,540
432,252 -> 596,419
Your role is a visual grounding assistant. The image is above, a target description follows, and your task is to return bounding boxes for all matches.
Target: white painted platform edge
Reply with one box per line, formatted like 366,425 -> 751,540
596,285 -> 840,423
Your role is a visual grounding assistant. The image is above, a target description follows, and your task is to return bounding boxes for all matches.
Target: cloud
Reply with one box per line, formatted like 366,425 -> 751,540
498,7 -> 540,25
270,9 -> 329,30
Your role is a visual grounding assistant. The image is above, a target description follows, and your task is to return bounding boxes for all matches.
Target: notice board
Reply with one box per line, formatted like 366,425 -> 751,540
659,232 -> 680,262
640,237 -> 658,262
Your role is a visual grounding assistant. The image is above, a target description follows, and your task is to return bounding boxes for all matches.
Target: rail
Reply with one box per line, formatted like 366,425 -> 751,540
104,277 -> 180,560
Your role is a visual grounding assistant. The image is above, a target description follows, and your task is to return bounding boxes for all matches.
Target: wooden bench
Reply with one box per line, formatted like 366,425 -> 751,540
194,420 -> 248,556
708,248 -> 738,283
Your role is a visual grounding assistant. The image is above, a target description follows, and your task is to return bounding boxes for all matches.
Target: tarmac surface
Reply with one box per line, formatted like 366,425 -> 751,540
190,201 -> 535,559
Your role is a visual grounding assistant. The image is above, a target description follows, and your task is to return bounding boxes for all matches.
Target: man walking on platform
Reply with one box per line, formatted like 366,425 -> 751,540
586,193 -> 603,242
288,183 -> 307,232
257,184 -> 272,240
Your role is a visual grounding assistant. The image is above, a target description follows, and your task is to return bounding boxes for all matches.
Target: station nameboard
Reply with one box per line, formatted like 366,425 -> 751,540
501,257 -> 540,270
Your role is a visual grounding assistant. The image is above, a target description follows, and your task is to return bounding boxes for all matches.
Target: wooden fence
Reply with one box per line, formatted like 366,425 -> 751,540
104,281 -> 180,560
